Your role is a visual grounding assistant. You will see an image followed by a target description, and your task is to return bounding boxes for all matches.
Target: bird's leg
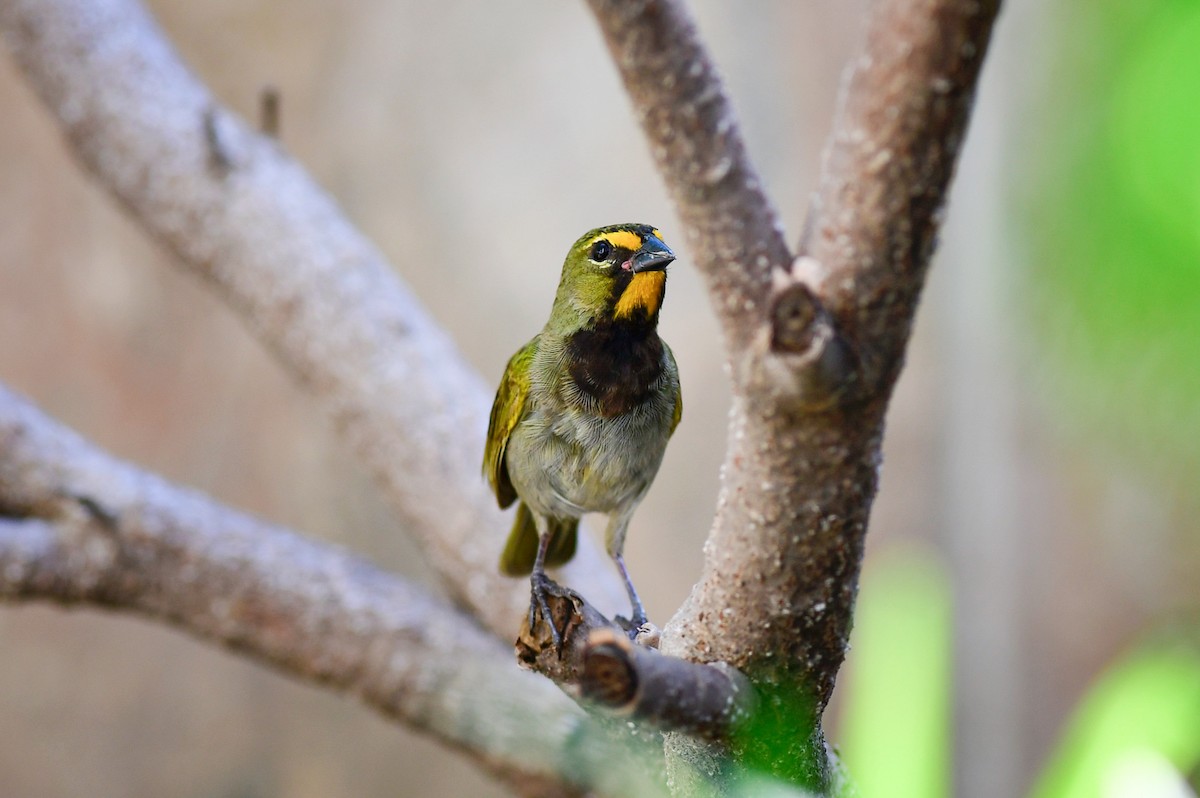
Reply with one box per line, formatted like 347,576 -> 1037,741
605,514 -> 648,638
529,529 -> 562,648
613,552 -> 648,635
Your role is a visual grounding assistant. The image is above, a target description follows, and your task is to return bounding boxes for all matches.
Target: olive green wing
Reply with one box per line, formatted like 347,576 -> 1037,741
483,337 -> 537,508
665,341 -> 682,435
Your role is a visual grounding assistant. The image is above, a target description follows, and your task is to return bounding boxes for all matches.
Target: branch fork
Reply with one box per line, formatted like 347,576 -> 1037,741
723,256 -> 862,415
0,0 -> 1004,792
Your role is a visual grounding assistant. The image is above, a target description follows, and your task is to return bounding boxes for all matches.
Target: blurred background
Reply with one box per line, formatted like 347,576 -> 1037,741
1,0 -> 1198,796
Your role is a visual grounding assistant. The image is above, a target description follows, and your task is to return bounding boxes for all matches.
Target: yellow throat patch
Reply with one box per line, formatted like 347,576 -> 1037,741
614,270 -> 667,320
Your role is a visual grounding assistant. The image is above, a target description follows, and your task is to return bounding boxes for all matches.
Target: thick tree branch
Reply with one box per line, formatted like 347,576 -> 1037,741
0,0 -> 625,639
670,0 -> 1002,692
588,0 -> 1003,791
800,0 -> 1002,393
585,0 -> 794,353
0,384 -> 671,798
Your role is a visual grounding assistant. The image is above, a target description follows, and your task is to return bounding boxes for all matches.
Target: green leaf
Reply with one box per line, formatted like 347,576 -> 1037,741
1028,0 -> 1200,498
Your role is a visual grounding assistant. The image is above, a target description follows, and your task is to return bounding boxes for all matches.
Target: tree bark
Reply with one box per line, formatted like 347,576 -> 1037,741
588,0 -> 1002,789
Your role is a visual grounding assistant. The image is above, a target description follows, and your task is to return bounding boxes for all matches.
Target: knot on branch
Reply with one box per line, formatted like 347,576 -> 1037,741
746,261 -> 861,412
770,281 -> 822,355
515,580 -> 755,741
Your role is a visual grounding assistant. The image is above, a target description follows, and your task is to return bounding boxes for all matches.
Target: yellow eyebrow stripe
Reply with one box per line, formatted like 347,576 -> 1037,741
595,230 -> 643,251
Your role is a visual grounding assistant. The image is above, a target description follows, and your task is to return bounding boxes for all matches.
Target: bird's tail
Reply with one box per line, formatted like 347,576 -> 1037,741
499,502 -> 579,576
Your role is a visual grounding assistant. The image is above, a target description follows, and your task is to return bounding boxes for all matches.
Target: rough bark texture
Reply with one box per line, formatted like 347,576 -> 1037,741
588,0 -> 1002,789
0,0 -> 625,640
802,0 -> 1002,380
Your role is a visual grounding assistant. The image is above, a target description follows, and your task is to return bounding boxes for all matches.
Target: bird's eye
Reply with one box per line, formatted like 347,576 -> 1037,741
589,240 -> 612,262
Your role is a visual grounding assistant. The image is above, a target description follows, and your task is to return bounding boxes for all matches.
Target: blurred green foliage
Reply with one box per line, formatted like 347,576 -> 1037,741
1029,0 -> 1200,497
1031,641 -> 1200,798
840,547 -> 951,798
840,551 -> 1200,797
829,4 -> 1200,794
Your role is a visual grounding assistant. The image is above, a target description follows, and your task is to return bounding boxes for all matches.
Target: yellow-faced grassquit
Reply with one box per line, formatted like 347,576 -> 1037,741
484,224 -> 682,643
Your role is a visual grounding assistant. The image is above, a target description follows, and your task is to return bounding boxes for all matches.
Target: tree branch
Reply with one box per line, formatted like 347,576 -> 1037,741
584,0 -> 794,352
0,384 -> 664,798
514,581 -> 755,742
0,0 -> 626,639
580,630 -> 755,741
587,0 -> 1003,790
800,0 -> 1002,393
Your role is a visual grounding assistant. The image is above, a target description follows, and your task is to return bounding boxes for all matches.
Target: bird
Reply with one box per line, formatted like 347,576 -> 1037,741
483,223 -> 682,644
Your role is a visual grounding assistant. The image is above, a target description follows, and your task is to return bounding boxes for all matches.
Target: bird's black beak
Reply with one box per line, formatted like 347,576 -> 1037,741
630,235 -> 675,273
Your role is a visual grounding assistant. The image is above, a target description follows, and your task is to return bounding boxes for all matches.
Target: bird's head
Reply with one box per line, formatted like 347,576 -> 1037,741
549,223 -> 676,332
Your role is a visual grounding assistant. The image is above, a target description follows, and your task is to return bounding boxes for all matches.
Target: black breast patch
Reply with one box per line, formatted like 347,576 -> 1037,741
566,322 -> 664,417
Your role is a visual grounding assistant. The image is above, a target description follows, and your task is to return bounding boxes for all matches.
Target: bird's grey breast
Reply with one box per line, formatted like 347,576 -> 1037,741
505,339 -> 674,517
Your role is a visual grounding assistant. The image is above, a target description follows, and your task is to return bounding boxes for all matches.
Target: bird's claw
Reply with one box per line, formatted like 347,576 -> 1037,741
615,611 -> 655,643
633,620 -> 660,648
529,572 -> 562,649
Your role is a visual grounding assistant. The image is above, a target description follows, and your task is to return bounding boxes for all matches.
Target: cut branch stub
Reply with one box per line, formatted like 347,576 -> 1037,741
517,581 -> 755,742
515,580 -> 621,681
764,274 -> 861,412
769,282 -> 821,355
582,629 -> 755,742
259,86 -> 281,139
735,262 -> 862,413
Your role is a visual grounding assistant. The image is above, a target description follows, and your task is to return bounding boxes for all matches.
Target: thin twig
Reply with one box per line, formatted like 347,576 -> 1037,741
259,84 -> 281,138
